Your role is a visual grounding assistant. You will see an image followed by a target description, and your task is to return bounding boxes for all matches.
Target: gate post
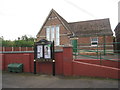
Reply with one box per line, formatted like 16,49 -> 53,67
63,46 -> 73,76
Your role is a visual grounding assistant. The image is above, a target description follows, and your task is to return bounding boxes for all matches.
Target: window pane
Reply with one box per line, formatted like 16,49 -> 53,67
51,26 -> 55,41
92,38 -> 98,41
46,27 -> 50,41
56,26 -> 60,45
92,42 -> 98,45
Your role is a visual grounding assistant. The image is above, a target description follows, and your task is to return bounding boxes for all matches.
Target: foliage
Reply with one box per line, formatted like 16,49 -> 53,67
2,35 -> 35,47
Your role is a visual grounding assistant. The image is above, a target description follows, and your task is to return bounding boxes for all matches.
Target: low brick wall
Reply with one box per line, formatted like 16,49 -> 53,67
1,50 -> 63,75
74,59 -> 120,68
73,60 -> 120,79
1,46 -> 119,79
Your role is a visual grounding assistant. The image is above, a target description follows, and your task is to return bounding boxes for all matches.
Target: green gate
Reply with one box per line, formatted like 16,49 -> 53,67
71,39 -> 78,53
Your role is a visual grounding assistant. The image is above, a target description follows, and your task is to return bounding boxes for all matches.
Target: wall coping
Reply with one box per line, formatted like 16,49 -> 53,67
0,50 -> 63,54
0,51 -> 34,54
63,45 -> 73,48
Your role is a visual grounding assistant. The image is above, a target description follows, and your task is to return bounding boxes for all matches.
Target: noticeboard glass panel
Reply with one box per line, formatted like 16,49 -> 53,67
44,44 -> 51,59
37,45 -> 43,58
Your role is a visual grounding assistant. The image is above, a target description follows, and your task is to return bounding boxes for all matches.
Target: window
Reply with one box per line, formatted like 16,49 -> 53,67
55,26 -> 60,45
91,37 -> 98,46
51,26 -> 55,41
46,25 -> 60,46
46,27 -> 50,41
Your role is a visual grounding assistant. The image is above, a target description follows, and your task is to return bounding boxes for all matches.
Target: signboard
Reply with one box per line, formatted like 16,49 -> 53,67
34,39 -> 54,61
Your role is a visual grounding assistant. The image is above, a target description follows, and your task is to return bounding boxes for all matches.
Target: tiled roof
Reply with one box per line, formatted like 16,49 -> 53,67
68,18 -> 113,37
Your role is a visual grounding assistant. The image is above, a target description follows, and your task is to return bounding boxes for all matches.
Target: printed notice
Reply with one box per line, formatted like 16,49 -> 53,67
37,45 -> 43,58
44,45 -> 51,59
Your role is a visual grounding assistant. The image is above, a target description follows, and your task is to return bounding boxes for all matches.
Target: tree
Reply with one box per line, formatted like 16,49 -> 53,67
21,35 -> 28,41
2,35 -> 35,47
2,40 -> 14,47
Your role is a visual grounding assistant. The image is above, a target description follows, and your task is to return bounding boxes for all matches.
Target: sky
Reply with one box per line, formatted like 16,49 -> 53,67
0,0 -> 119,40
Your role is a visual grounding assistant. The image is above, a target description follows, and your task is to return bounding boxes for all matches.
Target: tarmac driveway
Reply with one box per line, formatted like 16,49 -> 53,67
2,71 -> 119,88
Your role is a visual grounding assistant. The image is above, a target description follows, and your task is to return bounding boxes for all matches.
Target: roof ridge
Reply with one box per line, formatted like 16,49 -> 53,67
68,18 -> 109,24
52,9 -> 73,34
52,9 -> 68,23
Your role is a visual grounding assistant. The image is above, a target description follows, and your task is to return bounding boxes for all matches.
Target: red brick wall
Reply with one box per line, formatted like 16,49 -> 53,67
74,59 -> 120,68
1,53 -> 33,72
78,36 -> 113,50
78,36 -> 113,44
1,51 -> 64,75
73,60 -> 120,79
1,46 -> 119,79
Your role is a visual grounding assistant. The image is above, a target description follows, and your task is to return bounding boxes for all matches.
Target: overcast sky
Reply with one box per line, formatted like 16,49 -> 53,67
0,0 -> 119,40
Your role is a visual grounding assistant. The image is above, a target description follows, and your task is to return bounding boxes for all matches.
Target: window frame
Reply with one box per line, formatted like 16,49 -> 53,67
91,37 -> 98,46
46,25 -> 60,46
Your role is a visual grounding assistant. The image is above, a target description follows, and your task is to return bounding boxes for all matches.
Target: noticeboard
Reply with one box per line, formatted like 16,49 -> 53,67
34,39 -> 54,61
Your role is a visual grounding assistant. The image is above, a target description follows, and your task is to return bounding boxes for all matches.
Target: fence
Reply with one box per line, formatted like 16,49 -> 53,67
73,42 -> 120,64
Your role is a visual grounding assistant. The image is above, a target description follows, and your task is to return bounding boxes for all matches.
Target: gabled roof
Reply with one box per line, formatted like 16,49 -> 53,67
68,18 -> 113,37
36,9 -> 72,37
37,9 -> 113,37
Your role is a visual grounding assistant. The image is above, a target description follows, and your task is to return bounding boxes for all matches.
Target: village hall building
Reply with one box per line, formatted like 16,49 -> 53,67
36,9 -> 113,50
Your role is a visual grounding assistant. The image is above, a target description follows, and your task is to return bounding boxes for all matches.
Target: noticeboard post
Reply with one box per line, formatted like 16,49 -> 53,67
34,39 -> 55,75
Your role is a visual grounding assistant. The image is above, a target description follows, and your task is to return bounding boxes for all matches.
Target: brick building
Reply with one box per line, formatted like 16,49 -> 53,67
36,9 -> 113,50
114,23 -> 120,53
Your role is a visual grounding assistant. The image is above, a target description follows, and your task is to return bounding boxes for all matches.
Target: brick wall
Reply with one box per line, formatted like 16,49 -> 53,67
73,60 -> 120,79
78,36 -> 113,50
74,59 -> 120,68
1,46 -> 119,79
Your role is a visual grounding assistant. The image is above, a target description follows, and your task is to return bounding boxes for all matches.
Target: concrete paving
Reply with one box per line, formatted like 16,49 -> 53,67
2,72 -> 119,88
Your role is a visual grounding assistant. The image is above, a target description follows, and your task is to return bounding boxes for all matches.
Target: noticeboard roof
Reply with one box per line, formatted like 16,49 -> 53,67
36,39 -> 52,45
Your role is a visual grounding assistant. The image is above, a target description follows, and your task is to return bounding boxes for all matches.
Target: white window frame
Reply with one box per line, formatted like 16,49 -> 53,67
55,26 -> 60,46
91,37 -> 98,46
46,26 -> 51,41
51,26 -> 55,42
46,25 -> 60,46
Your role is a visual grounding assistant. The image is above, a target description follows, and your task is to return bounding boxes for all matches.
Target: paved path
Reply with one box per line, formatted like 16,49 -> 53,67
2,72 -> 119,88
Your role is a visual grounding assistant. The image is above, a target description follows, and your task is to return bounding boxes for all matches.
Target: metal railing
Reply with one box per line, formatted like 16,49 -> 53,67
73,42 -> 120,63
